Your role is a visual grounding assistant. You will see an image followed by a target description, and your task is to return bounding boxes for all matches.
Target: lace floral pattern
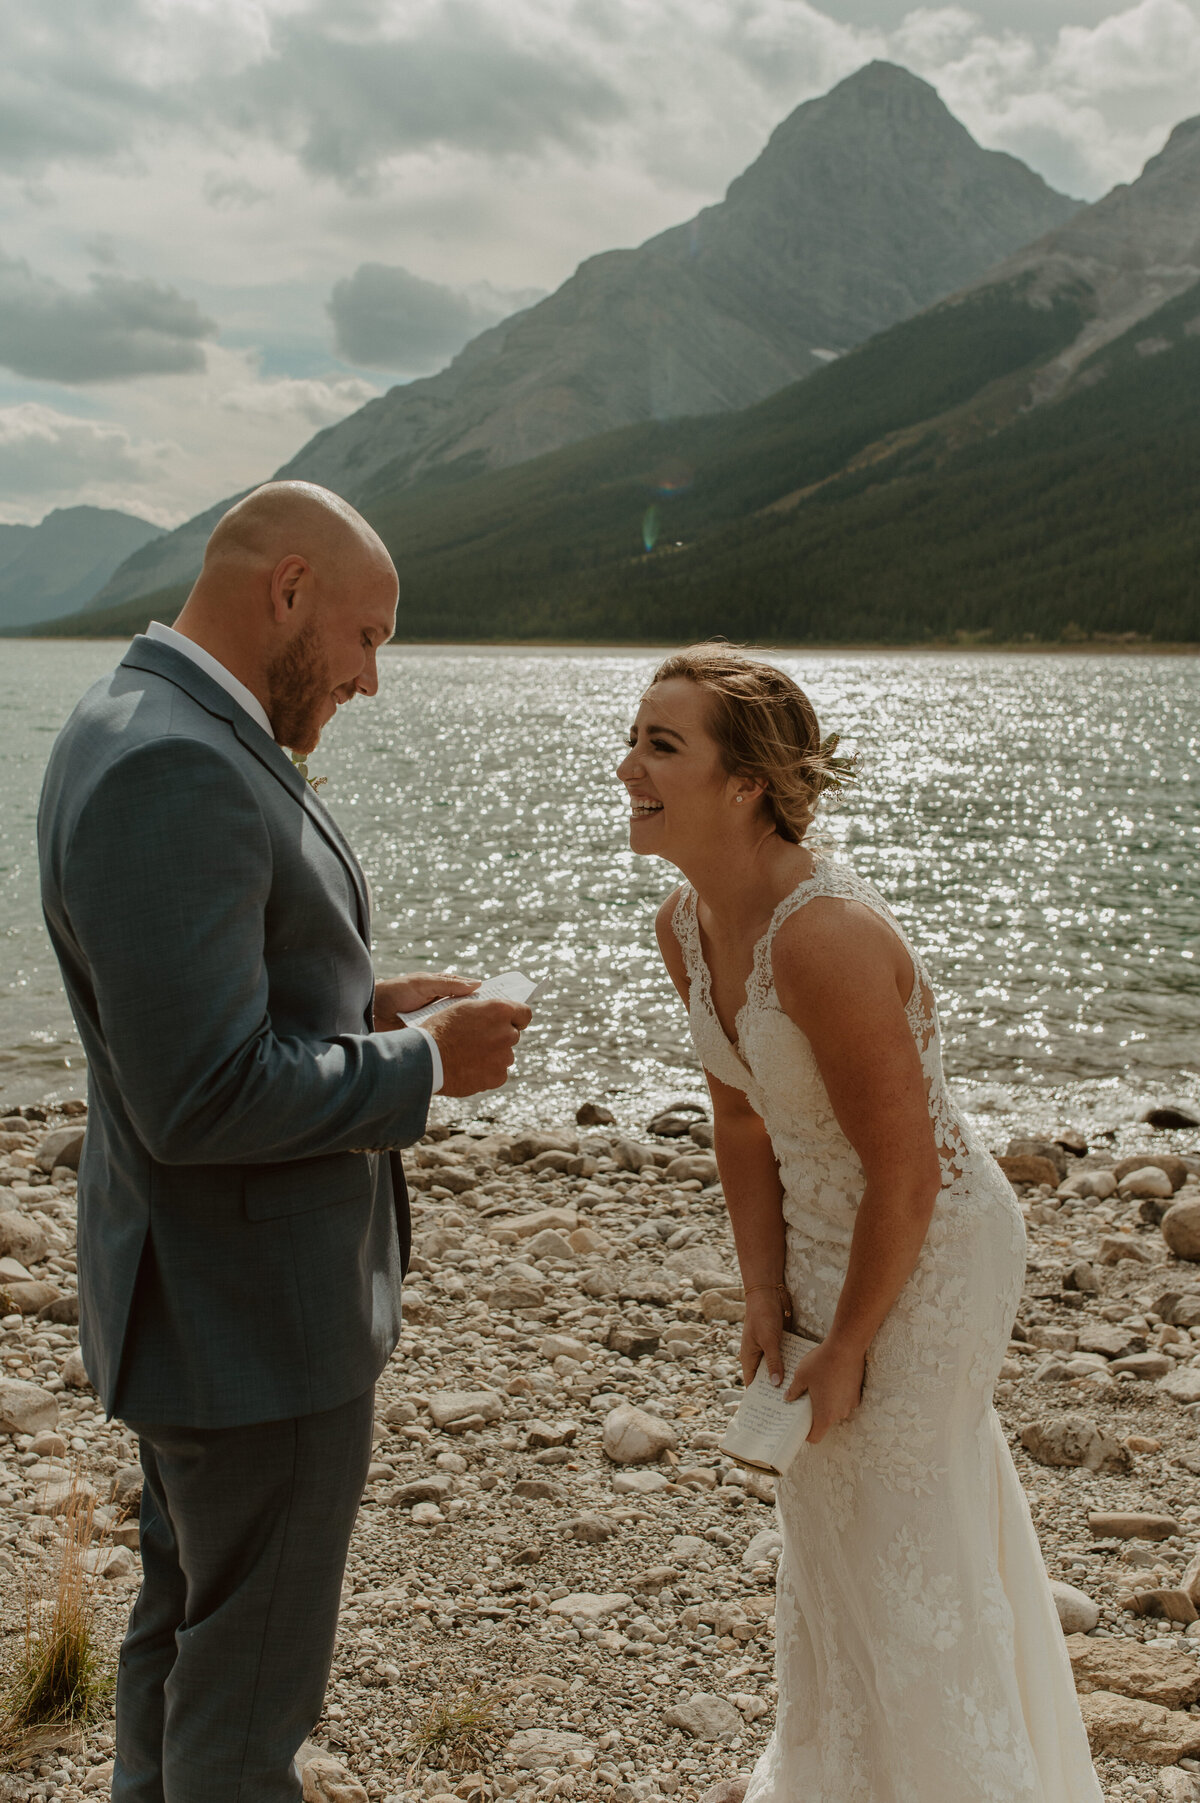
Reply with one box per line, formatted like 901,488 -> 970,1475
672,859 -> 1101,1802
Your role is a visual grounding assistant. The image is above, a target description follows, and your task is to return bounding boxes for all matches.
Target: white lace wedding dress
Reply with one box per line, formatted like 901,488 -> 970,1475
672,856 -> 1101,1802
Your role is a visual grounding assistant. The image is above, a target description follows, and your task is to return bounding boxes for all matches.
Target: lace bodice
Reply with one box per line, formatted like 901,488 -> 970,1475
672,854 -> 990,1260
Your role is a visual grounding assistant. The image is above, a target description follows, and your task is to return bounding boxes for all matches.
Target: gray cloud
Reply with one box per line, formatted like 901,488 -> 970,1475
0,403 -> 170,499
0,1 -> 170,173
328,263 -> 534,371
0,0 -> 626,185
237,4 -> 628,184
0,251 -> 216,382
0,0 -> 1193,206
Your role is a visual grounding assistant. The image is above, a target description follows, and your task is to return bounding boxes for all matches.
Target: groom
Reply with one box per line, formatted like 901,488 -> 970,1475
37,482 -> 531,1800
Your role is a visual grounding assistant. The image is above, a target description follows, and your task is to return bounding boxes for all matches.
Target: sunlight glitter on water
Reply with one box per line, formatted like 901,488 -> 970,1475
1,641 -> 1197,1151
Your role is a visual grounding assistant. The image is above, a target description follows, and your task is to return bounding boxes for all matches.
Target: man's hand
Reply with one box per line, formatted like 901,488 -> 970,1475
427,997 -> 533,1096
373,973 -> 478,1031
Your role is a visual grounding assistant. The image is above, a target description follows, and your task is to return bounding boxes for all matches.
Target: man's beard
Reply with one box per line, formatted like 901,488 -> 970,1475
266,623 -> 333,754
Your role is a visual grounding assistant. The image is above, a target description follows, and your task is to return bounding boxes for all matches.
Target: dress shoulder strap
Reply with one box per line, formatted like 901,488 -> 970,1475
670,883 -> 705,989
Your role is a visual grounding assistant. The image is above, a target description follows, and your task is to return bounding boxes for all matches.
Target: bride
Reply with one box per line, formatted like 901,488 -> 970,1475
617,644 -> 1100,1802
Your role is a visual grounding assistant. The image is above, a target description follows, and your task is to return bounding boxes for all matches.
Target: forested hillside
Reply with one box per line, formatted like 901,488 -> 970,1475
30,280 -> 1200,646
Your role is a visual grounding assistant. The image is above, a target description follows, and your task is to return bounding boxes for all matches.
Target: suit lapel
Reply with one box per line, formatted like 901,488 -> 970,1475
121,637 -> 372,945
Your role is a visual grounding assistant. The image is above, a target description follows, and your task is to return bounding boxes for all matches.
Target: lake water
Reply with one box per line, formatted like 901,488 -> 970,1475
2,640 -> 1197,1153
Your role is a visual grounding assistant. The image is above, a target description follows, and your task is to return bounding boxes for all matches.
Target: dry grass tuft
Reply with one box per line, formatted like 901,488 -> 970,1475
0,1474 -> 112,1752
405,1670 -> 508,1782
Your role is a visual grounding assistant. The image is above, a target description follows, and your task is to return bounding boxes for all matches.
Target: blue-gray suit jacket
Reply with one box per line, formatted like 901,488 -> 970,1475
37,635 -> 432,1428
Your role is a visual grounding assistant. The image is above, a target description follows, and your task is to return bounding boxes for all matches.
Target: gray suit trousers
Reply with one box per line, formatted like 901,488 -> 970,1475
112,1390 -> 374,1802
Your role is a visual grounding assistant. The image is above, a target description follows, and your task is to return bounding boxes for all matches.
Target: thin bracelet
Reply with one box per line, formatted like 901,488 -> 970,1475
745,1282 -> 792,1318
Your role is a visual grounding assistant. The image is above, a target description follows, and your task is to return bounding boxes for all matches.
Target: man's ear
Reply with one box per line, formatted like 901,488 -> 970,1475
269,554 -> 309,623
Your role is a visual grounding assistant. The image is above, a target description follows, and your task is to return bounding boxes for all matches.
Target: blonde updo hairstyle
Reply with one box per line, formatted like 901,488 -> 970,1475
650,643 -> 842,845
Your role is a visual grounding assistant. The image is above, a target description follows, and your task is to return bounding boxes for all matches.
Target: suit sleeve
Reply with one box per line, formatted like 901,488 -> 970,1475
60,737 -> 433,1166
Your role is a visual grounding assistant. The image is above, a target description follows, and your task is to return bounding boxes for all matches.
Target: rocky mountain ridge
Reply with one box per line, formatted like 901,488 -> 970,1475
83,60 -> 1078,616
962,111 -> 1200,400
0,507 -> 161,634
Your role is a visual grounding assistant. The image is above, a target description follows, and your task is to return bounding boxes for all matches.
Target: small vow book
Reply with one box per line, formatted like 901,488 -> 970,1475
720,1330 -> 819,1475
397,969 -> 539,1029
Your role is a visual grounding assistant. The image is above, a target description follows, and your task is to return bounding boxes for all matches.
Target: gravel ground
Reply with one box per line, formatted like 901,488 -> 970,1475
3,1103 -> 1200,1803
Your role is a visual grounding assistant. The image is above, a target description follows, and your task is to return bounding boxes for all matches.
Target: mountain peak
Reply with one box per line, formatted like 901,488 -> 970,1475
828,60 -> 942,98
84,67 -> 1078,618
731,58 -> 1070,219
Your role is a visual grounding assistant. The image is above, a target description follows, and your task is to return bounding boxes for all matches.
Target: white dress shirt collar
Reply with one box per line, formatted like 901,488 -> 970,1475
146,621 -> 275,741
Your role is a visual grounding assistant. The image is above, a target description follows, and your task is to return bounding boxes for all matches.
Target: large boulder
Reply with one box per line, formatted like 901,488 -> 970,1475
3,1281 -> 61,1315
300,1756 -> 368,1803
575,1101 -> 615,1126
1088,1511 -> 1179,1541
663,1693 -> 744,1743
602,1402 -> 678,1464
1005,1137 -> 1068,1180
0,1377 -> 59,1436
548,1591 -> 631,1623
1162,1200 -> 1200,1260
505,1208 -> 578,1239
1078,1690 -> 1200,1765
1115,1154 -> 1187,1190
664,1152 -> 720,1185
522,1229 -> 575,1262
1049,1581 -> 1099,1634
997,1154 -> 1060,1188
1120,1166 -> 1175,1200
506,1131 -> 578,1164
0,1210 -> 48,1266
1068,1636 -> 1200,1709
1158,1366 -> 1200,1406
1141,1104 -> 1200,1130
613,1138 -> 658,1172
33,1125 -> 85,1173
506,1729 -> 596,1771
427,1389 -> 504,1430
60,1348 -> 91,1389
1019,1413 -> 1131,1473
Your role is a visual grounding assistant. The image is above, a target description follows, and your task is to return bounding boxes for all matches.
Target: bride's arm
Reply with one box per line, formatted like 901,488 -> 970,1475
772,896 -> 943,1442
655,895 -> 790,1389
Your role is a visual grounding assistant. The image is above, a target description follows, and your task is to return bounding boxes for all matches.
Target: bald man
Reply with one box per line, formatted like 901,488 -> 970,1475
38,482 -> 530,1801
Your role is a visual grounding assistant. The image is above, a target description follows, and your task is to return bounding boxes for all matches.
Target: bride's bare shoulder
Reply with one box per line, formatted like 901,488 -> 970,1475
772,891 -> 912,1006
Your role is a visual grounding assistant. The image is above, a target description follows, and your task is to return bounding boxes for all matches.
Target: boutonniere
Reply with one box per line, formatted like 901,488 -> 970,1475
290,752 -> 327,792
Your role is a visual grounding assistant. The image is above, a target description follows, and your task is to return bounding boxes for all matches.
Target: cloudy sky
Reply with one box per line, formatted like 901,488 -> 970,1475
1,0 -> 1197,528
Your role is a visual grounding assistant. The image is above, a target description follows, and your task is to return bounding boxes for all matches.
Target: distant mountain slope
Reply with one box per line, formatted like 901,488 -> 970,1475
962,114 -> 1200,393
84,60 -> 1077,616
330,104 -> 1200,645
38,271 -> 1199,644
0,521 -> 34,575
0,507 -> 162,632
543,278 -> 1200,645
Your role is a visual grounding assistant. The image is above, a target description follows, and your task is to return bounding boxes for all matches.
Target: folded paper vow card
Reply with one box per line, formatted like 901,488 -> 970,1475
720,1329 -> 819,1474
398,969 -> 539,1029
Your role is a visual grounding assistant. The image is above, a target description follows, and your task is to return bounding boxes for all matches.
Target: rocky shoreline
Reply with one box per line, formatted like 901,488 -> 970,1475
3,1101 -> 1200,1802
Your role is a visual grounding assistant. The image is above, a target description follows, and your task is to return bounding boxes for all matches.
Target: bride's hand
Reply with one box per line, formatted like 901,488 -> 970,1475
788,1338 -> 867,1444
739,1290 -> 788,1390
373,972 -> 479,1030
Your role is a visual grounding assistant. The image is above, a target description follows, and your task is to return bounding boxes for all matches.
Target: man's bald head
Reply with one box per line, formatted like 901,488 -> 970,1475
173,481 -> 399,755
202,481 -> 393,588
